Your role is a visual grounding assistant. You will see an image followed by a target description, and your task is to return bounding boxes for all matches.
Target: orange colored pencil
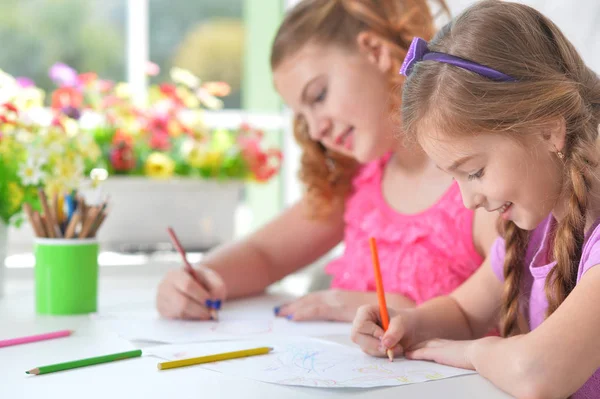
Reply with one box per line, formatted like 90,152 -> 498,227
369,237 -> 394,361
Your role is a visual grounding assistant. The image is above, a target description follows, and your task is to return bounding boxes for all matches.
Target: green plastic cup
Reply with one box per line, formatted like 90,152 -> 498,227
34,238 -> 99,315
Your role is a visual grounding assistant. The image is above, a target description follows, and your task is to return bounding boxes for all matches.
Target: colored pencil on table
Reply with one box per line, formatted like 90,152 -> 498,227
369,237 -> 394,362
26,349 -> 142,375
167,226 -> 219,320
0,329 -> 73,348
157,347 -> 273,370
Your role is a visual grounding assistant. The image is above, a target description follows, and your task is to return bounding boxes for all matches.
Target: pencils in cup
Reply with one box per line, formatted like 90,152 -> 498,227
157,347 -> 273,370
369,237 -> 394,362
22,190 -> 109,239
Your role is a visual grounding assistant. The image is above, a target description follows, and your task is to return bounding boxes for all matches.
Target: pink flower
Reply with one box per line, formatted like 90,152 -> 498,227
49,63 -> 78,87
146,62 -> 160,76
149,132 -> 170,151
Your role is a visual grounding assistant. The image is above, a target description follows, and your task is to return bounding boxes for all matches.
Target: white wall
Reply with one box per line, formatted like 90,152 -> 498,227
446,0 -> 600,72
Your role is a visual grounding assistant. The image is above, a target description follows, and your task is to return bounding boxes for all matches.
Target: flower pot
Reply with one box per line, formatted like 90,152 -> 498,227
91,177 -> 244,251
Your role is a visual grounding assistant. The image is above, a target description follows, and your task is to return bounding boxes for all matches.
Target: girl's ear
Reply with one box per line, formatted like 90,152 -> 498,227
356,31 -> 392,73
541,117 -> 567,155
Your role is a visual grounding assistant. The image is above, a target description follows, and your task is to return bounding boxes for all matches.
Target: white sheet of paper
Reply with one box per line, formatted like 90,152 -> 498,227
145,337 -> 474,388
94,309 -> 352,343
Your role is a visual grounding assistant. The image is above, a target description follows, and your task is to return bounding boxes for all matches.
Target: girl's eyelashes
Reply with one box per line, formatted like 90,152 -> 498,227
313,87 -> 327,104
467,168 -> 485,181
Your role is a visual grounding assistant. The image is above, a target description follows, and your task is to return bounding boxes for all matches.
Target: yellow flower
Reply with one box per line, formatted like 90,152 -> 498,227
52,155 -> 84,191
167,119 -> 183,138
170,67 -> 200,88
180,139 -> 222,168
144,152 -> 175,179
13,87 -> 45,109
202,151 -> 222,169
7,182 -> 24,215
44,178 -> 65,198
76,133 -> 101,162
62,118 -> 79,137
115,83 -> 132,99
176,86 -> 200,109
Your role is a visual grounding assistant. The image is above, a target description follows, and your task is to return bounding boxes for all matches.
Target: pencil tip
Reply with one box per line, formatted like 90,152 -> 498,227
268,347 -> 274,352
25,371 -> 30,374
387,349 -> 394,362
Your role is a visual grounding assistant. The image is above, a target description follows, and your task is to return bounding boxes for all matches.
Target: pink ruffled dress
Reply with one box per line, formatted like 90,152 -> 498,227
326,154 -> 483,304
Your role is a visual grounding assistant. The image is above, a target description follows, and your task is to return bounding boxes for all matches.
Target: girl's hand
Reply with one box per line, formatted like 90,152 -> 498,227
156,266 -> 226,320
275,290 -> 375,322
405,339 -> 476,370
351,304 -> 415,358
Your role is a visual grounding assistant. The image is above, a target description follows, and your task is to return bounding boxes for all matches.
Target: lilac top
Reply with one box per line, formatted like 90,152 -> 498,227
490,215 -> 600,398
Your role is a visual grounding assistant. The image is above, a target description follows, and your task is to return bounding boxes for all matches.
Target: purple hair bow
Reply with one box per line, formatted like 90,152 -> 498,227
400,37 -> 516,82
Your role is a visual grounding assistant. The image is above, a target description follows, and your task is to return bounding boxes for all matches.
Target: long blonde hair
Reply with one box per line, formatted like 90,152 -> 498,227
401,0 -> 600,336
270,0 -> 447,219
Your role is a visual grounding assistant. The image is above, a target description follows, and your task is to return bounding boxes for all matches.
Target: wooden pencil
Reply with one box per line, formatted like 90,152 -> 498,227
369,237 -> 394,362
37,189 -> 56,238
34,212 -> 47,238
89,212 -> 107,237
157,347 -> 273,370
26,349 -> 142,375
79,207 -> 100,239
77,195 -> 87,223
50,192 -> 63,238
23,203 -> 43,237
64,211 -> 81,239
1,329 -> 73,348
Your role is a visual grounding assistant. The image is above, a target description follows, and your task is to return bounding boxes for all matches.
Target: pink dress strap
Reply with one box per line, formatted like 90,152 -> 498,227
326,154 -> 483,304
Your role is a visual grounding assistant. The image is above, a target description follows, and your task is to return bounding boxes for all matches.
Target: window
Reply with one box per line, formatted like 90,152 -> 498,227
4,0 -> 287,266
149,0 -> 244,109
0,0 -> 126,94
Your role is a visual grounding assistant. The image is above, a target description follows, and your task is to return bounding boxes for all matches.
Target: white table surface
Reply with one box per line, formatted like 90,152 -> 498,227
0,270 -> 512,399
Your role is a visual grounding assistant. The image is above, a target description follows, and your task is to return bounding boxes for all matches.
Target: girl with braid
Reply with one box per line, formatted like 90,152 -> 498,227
156,0 -> 498,323
352,1 -> 600,397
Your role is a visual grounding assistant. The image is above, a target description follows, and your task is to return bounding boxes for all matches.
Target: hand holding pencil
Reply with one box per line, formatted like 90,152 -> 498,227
156,227 -> 227,321
350,237 -> 411,360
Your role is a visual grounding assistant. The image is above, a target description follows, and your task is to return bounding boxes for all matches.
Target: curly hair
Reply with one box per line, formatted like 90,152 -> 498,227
270,0 -> 447,219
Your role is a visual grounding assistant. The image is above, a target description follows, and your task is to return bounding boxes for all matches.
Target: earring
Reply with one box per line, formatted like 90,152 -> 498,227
553,145 -> 565,159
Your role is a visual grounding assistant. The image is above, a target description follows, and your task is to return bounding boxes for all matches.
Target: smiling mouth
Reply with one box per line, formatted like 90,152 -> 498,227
492,201 -> 513,214
334,128 -> 353,147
